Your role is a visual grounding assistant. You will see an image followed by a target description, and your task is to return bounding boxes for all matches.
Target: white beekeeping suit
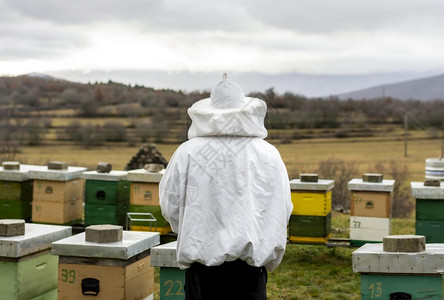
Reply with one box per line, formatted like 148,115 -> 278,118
159,77 -> 293,272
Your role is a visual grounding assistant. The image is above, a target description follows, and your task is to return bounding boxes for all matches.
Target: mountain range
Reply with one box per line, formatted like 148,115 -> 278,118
335,73 -> 444,101
23,70 -> 444,101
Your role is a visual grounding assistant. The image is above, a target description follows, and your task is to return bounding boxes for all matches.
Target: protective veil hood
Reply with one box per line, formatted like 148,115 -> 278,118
187,78 -> 268,139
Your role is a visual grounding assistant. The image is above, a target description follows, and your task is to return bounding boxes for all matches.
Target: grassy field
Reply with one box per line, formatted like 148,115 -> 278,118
15,136 -> 442,181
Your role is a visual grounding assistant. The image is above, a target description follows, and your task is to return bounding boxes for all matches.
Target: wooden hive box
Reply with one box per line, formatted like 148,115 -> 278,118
348,177 -> 394,246
351,191 -> 392,218
151,241 -> 185,300
350,216 -> 391,247
52,230 -> 160,300
29,166 -> 87,225
289,178 -> 334,216
288,213 -> 331,244
353,241 -> 444,299
83,171 -> 130,227
0,164 -> 43,220
0,222 -> 71,300
127,169 -> 171,234
127,169 -> 164,206
412,181 -> 444,243
84,203 -> 128,227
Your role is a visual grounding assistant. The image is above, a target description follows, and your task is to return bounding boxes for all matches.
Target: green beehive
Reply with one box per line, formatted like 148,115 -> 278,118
151,241 -> 185,300
0,163 -> 43,220
288,213 -> 331,239
0,221 -> 71,300
353,236 -> 444,300
83,171 -> 130,227
84,203 -> 128,226
412,181 -> 444,243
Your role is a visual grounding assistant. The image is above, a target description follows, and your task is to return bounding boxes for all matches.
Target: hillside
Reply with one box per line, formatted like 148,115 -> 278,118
336,73 -> 444,101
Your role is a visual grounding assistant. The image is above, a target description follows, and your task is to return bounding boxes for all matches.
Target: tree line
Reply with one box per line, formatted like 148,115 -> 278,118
1,75 -> 444,154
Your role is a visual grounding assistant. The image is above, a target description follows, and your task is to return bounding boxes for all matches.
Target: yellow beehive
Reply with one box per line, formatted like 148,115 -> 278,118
290,175 -> 334,216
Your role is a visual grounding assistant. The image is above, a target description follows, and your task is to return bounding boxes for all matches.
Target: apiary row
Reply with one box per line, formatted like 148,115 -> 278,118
0,161 -> 171,235
0,220 -> 160,299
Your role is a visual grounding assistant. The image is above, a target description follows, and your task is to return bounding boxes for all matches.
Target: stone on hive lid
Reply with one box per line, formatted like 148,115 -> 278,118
85,225 -> 123,243
2,161 -> 20,170
96,162 -> 112,173
300,173 -> 318,182
47,161 -> 68,170
363,173 -> 383,183
383,235 -> 426,253
144,163 -> 164,173
0,219 -> 25,237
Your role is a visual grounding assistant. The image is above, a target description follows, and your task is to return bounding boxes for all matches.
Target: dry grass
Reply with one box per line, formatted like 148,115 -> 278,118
15,137 -> 440,179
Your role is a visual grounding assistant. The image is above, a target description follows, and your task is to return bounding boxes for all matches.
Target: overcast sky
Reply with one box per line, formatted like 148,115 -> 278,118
1,0 -> 444,94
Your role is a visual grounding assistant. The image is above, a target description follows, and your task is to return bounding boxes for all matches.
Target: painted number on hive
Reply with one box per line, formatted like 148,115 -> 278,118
61,269 -> 76,284
368,282 -> 382,298
164,280 -> 185,296
352,220 -> 361,228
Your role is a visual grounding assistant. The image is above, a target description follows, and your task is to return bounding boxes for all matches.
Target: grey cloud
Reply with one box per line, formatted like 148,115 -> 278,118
1,0 -> 253,32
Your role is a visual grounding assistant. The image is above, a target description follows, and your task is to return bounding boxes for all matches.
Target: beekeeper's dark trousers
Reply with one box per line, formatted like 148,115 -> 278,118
185,259 -> 267,300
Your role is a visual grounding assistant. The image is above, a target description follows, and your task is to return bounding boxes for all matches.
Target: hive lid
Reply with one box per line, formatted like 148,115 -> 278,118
0,164 -> 46,182
411,181 -> 444,199
29,166 -> 87,181
151,241 -> 178,268
127,168 -> 164,183
51,231 -> 160,259
0,223 -> 72,258
348,178 -> 395,192
82,170 -> 128,181
289,179 -> 334,191
352,243 -> 444,274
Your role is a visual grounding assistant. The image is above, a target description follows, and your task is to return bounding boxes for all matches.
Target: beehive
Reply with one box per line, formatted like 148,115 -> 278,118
411,180 -> 444,243
0,221 -> 71,299
151,241 -> 185,300
348,174 -> 395,247
127,169 -> 171,235
29,163 -> 86,225
52,227 -> 160,300
0,163 -> 43,220
83,171 -> 130,227
289,174 -> 334,244
353,235 -> 444,299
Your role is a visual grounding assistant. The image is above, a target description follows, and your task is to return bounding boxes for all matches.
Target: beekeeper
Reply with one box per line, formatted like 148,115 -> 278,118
159,75 -> 293,300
